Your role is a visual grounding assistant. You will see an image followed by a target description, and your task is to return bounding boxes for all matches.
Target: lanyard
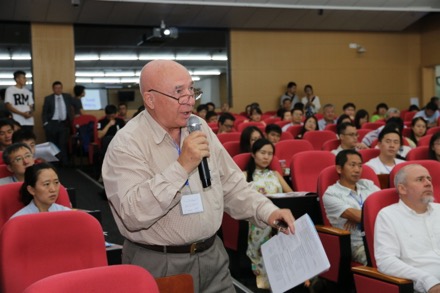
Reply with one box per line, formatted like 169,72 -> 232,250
350,190 -> 363,208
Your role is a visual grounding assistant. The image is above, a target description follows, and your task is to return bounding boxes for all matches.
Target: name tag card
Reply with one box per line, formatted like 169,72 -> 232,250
181,193 -> 204,215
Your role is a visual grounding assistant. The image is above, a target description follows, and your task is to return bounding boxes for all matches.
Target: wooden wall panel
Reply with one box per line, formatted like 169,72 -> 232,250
230,30 -> 422,115
31,23 -> 75,143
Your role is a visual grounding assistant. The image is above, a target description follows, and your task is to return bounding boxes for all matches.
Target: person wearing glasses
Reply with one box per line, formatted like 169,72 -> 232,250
102,60 -> 295,293
0,142 -> 35,185
217,112 -> 235,134
332,122 -> 367,155
10,162 -> 70,219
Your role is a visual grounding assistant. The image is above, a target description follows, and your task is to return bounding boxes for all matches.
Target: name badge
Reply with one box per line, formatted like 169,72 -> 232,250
181,193 -> 204,215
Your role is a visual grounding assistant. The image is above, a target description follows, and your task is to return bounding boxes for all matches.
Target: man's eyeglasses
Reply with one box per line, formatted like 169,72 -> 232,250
148,89 -> 202,105
11,153 -> 33,164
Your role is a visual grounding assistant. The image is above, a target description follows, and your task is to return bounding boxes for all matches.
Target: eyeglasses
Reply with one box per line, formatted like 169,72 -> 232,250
11,153 -> 33,164
148,88 -> 202,105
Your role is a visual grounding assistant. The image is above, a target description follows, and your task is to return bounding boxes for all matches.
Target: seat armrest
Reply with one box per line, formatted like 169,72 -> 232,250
316,225 -> 351,236
352,266 -> 412,284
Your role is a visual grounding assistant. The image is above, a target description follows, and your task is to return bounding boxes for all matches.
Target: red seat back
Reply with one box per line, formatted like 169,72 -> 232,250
286,124 -> 303,138
274,140 -> 313,168
361,122 -> 385,130
223,141 -> 241,157
324,123 -> 337,133
358,148 -> 380,163
405,146 -> 430,161
321,139 -> 341,151
0,165 -> 12,178
237,122 -> 265,133
0,211 -> 107,293
418,134 -> 432,146
303,130 -> 337,150
427,126 -> 440,135
280,131 -> 293,141
356,129 -> 371,142
23,265 -> 159,293
404,111 -> 416,122
290,151 -> 335,192
217,132 -> 241,144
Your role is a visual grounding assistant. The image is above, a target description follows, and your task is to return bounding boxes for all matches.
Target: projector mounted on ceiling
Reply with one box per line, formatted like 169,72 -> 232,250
137,20 -> 178,45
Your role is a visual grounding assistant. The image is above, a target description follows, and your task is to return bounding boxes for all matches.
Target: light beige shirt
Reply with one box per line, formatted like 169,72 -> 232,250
102,111 -> 278,246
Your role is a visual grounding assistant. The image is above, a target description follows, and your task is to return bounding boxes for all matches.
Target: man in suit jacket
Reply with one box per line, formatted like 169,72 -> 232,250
42,81 -> 73,166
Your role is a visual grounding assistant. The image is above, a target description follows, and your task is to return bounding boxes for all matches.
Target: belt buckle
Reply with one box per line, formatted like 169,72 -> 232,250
190,242 -> 197,255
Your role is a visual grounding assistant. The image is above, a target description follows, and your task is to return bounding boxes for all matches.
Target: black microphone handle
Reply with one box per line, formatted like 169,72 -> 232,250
198,157 -> 211,188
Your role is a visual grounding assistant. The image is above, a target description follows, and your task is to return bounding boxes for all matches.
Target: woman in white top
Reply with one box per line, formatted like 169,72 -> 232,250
301,84 -> 321,116
366,127 -> 405,174
11,162 -> 70,218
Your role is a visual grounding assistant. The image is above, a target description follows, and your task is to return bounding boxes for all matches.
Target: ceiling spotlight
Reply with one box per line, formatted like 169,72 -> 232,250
349,43 -> 366,54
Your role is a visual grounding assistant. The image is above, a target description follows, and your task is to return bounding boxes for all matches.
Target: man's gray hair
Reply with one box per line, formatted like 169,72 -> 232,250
385,107 -> 400,118
394,164 -> 423,188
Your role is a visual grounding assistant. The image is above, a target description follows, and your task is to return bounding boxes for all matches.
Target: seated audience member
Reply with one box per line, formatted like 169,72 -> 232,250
281,107 -> 304,131
0,143 -> 35,184
12,129 -> 36,155
302,84 -> 321,116
239,126 -> 264,153
430,96 -> 440,107
407,117 -> 428,147
365,127 -> 405,174
72,85 -> 85,117
10,162 -> 70,218
280,97 -> 292,112
361,108 -> 401,147
0,118 -> 14,151
414,101 -> 439,128
375,164 -> 440,293
11,119 -> 21,132
0,109 -> 12,119
370,103 -> 388,122
332,122 -> 367,155
296,115 -> 318,139
205,111 -> 218,123
276,109 -> 291,122
428,132 -> 440,161
98,104 -> 125,153
323,150 -> 380,265
354,109 -> 369,129
245,107 -> 266,125
217,112 -> 236,134
318,104 -> 337,130
220,102 -> 230,113
206,102 -> 216,112
244,138 -> 293,289
343,103 -> 356,120
265,124 -> 282,145
196,104 -> 208,120
279,81 -> 299,107
336,114 -> 353,128
408,104 -> 420,112
118,102 -> 130,123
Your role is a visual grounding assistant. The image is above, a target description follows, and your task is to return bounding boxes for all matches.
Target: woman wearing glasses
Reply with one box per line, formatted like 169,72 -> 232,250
11,162 -> 70,218
0,142 -> 34,185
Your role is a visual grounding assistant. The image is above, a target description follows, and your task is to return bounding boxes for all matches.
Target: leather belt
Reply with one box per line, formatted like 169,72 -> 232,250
131,235 -> 216,255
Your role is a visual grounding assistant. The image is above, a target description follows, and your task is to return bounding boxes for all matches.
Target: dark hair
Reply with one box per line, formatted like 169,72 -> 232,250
206,102 -> 216,109
2,143 -> 32,165
409,117 -> 427,146
429,132 -> 440,160
376,103 -> 388,112
218,112 -> 235,125
354,109 -> 369,129
425,101 -> 438,112
118,102 -> 127,108
385,117 -> 404,133
336,114 -> 352,127
196,104 -> 208,113
408,104 -> 419,112
105,104 -> 117,115
292,102 -> 304,111
0,109 -> 12,119
277,108 -> 288,119
239,126 -> 264,153
52,81 -> 62,88
378,125 -> 402,145
0,118 -> 14,130
304,84 -> 313,92
287,82 -> 296,88
13,70 -> 26,81
336,149 -> 362,168
265,124 -> 282,135
132,105 -> 145,118
343,103 -> 356,111
250,107 -> 263,116
20,163 -> 58,206
12,129 -> 37,144
245,138 -> 274,183
298,115 -> 318,138
205,111 -> 217,122
73,85 -> 85,97
430,96 -> 439,103
337,122 -> 355,136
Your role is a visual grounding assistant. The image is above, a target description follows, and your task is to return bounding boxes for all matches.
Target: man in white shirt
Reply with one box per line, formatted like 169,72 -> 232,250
5,71 -> 34,131
414,101 -> 440,128
375,164 -> 440,293
318,104 -> 337,130
332,122 -> 367,155
323,149 -> 380,265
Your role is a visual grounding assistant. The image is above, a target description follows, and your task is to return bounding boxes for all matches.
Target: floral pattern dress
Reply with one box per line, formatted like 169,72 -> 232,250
246,168 -> 283,289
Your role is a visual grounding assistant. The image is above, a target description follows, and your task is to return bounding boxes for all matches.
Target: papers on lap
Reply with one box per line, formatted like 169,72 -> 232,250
35,142 -> 60,162
261,214 -> 330,293
267,192 -> 313,198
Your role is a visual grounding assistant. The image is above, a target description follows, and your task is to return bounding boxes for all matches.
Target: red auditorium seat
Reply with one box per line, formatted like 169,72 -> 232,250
303,130 -> 337,150
274,140 -> 313,170
237,122 -> 265,133
217,132 -> 241,144
321,138 -> 340,151
405,146 -> 430,161
223,141 -> 241,157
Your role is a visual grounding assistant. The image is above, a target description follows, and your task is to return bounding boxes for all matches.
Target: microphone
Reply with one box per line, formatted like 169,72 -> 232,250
187,116 -> 211,188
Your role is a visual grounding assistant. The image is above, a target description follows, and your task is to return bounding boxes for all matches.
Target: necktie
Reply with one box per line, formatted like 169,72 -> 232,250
56,96 -> 65,121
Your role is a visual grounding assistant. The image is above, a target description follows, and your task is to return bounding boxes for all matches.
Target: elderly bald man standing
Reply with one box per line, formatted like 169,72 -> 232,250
102,60 -> 295,292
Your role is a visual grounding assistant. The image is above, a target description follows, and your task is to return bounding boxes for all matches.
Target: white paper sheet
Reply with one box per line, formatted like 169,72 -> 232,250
261,214 -> 330,293
35,142 -> 60,162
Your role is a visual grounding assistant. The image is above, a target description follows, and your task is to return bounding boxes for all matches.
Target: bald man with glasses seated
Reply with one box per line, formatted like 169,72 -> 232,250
0,142 -> 35,185
102,60 -> 295,293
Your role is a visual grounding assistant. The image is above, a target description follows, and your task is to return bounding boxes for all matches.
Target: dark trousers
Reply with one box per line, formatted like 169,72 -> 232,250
44,120 -> 70,165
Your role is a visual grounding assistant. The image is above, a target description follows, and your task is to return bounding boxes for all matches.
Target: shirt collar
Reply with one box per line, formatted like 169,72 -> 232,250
398,199 -> 433,216
143,110 -> 188,146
